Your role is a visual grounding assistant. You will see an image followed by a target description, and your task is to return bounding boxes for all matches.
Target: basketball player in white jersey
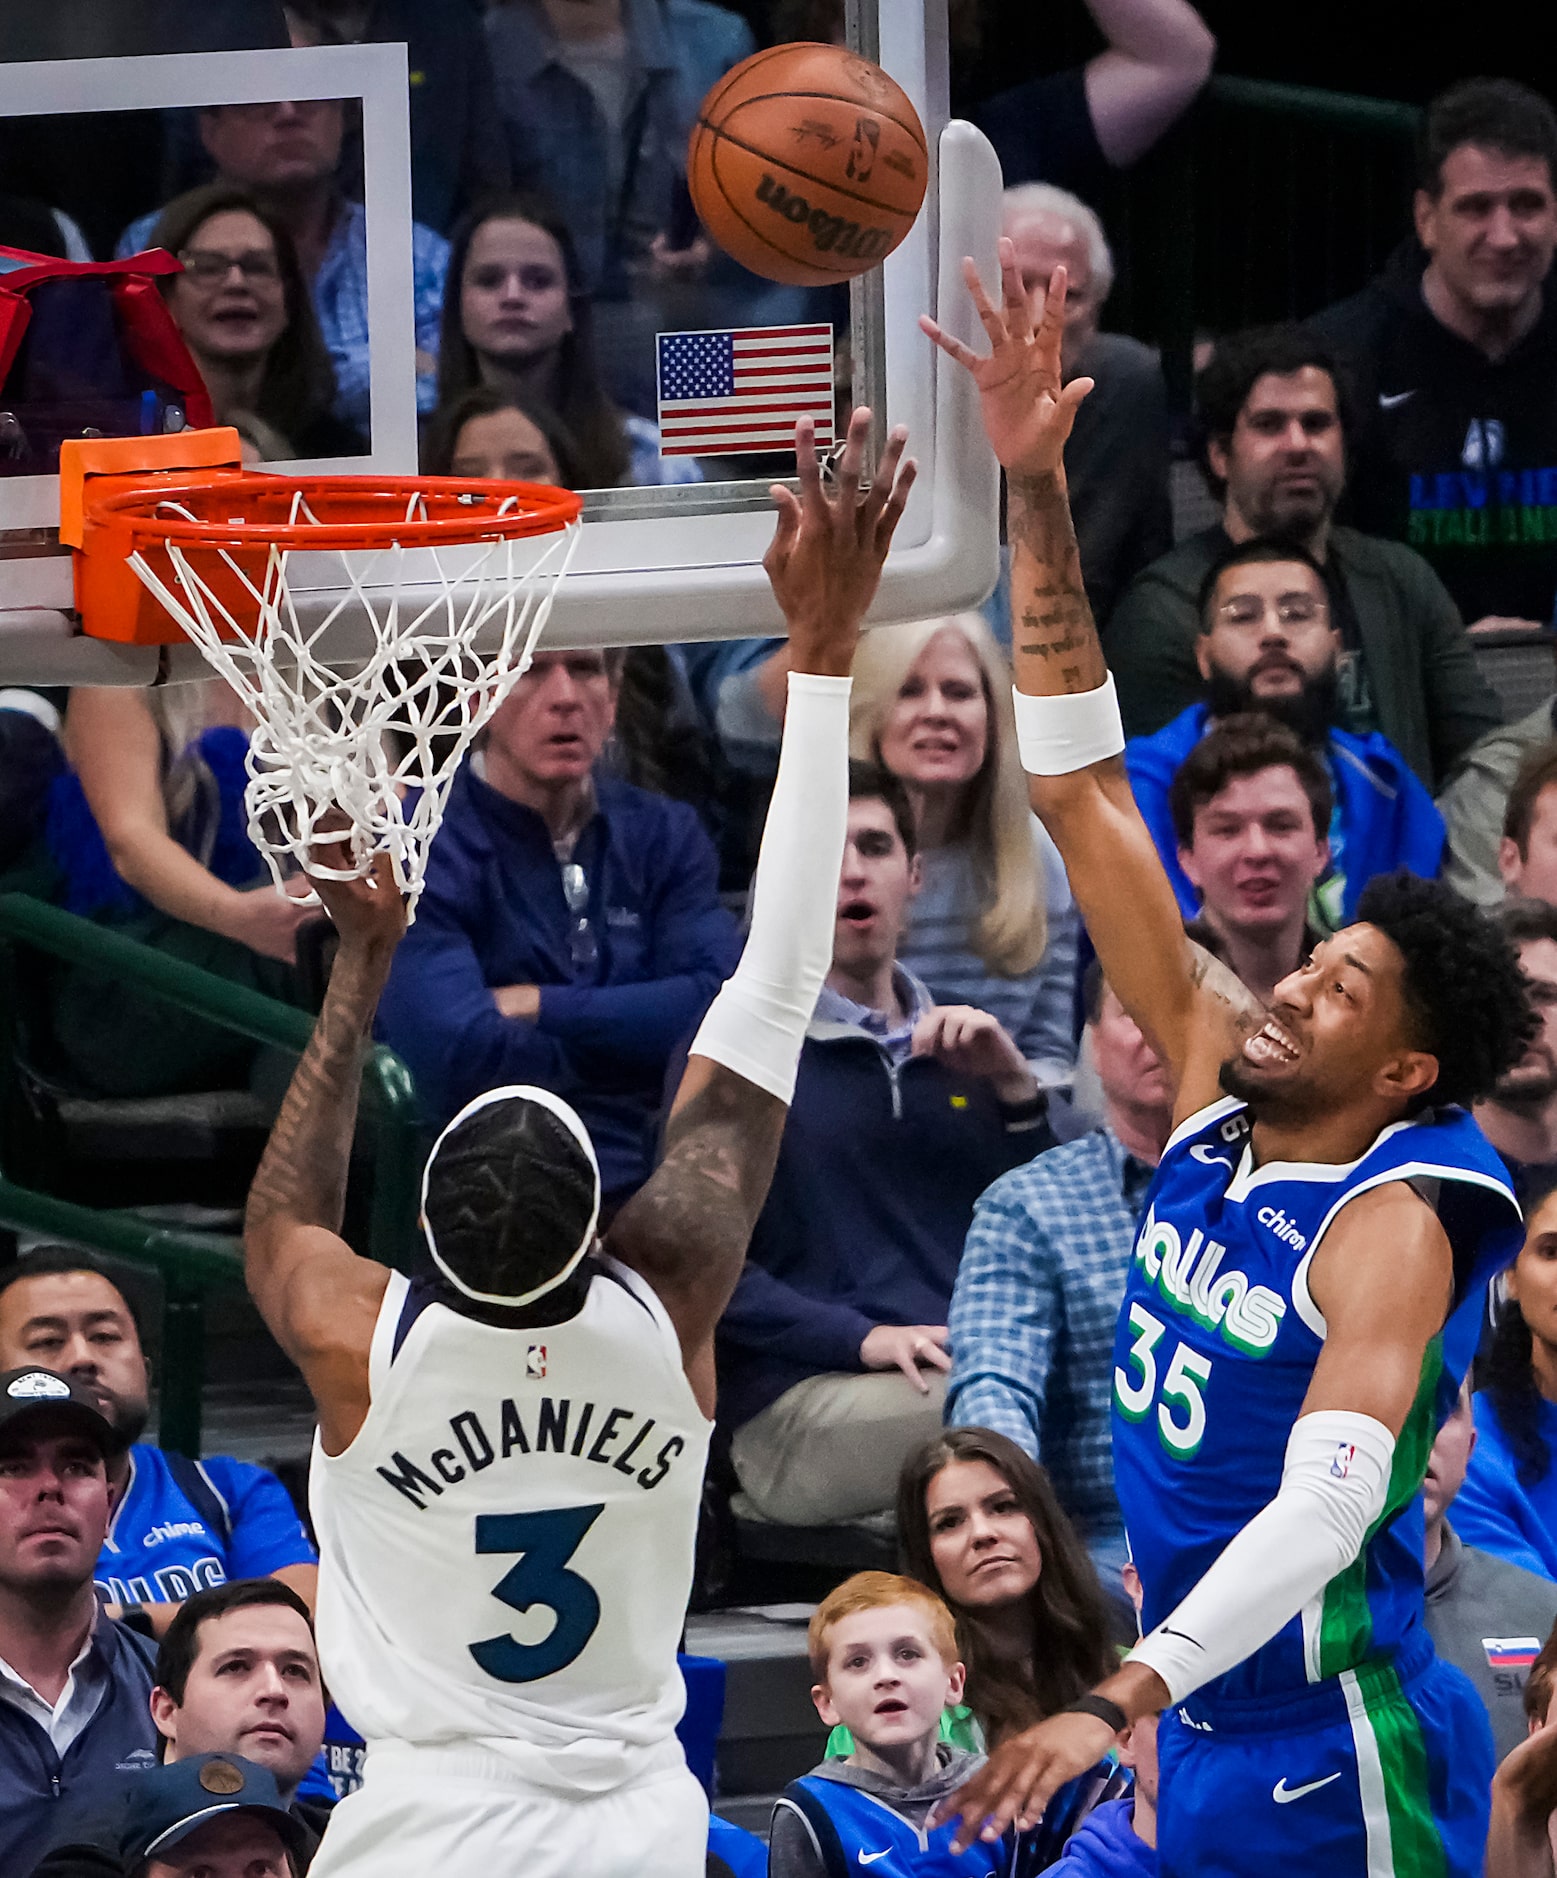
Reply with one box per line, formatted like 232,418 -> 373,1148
239,407 -> 916,1878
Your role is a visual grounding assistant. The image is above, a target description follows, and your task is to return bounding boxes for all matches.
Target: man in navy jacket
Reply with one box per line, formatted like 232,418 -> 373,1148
0,1368 -> 156,1878
1126,537 -> 1444,929
716,764 -> 1054,1529
377,647 -> 739,1207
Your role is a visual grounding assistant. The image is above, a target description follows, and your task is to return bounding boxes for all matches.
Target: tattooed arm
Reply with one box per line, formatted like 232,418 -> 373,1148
244,852 -> 404,1452
922,245 -> 1262,1116
608,409 -> 916,1415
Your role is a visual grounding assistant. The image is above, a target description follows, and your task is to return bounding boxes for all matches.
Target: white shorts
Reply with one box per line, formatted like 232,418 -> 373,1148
307,1741 -> 710,1878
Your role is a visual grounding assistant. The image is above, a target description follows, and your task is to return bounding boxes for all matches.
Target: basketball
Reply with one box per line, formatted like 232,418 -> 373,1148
688,43 -> 929,288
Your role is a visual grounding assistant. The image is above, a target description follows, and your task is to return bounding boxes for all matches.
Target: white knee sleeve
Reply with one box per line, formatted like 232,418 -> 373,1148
690,671 -> 851,1104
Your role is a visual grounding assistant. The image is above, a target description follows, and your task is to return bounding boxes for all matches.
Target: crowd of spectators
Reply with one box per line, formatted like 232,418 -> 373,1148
9,9 -> 1557,1875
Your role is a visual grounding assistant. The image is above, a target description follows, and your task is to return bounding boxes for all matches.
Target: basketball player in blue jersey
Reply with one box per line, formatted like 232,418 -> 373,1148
923,253 -> 1537,1878
236,406 -> 917,1878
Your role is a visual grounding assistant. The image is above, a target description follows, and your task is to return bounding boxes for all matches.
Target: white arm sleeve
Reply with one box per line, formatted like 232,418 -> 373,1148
1126,1409 -> 1396,1705
688,670 -> 850,1105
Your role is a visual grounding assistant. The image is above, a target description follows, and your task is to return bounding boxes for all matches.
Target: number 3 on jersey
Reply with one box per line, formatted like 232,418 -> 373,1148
1114,1303 -> 1212,1458
469,1504 -> 604,1682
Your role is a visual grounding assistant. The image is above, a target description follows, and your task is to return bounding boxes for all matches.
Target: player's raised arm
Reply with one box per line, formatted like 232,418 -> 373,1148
607,407 -> 915,1417
922,244 -> 1262,1106
244,849 -> 406,1451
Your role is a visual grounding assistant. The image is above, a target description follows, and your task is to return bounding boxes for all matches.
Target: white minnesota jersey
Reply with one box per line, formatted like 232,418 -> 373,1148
310,1259 -> 710,1793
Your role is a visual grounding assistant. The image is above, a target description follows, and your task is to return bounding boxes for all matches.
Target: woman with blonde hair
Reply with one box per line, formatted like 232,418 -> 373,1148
850,613 -> 1078,1081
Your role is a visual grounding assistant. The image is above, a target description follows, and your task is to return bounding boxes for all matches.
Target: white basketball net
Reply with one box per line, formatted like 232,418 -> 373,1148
124,489 -> 582,920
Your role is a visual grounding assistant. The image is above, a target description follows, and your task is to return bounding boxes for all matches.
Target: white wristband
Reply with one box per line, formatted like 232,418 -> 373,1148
1012,675 -> 1125,776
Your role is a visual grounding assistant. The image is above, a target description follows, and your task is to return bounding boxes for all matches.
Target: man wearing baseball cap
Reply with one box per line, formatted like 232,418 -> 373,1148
121,1751 -> 305,1877
0,1367 -> 158,1876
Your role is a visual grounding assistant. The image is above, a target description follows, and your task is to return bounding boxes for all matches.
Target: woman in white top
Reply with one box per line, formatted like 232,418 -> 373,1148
850,612 -> 1079,1085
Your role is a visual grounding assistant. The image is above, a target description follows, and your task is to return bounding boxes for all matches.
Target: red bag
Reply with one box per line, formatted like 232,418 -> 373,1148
0,246 -> 213,475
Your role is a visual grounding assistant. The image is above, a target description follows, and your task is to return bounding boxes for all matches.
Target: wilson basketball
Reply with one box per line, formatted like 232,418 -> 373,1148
688,43 -> 929,287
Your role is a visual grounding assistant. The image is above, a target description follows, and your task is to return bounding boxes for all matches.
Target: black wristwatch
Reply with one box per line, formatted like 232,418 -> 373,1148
1063,1692 -> 1129,1734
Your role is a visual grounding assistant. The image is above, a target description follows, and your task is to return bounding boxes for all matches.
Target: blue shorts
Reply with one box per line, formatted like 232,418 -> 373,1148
1156,1631 -> 1493,1878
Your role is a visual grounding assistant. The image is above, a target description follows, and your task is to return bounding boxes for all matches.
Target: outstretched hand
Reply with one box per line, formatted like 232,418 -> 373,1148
763,407 -> 916,677
920,240 -> 1093,477
931,1710 -> 1120,1852
304,828 -> 408,961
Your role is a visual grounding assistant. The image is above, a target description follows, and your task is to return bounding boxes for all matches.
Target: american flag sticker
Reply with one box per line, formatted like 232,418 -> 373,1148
1484,1638 -> 1542,1669
656,323 -> 834,457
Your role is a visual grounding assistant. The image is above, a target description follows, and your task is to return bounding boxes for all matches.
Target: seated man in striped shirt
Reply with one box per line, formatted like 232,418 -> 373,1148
945,961 -> 1174,1618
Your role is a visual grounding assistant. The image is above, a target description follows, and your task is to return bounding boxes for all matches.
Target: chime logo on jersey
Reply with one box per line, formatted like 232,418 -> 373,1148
1132,1206 -> 1287,1354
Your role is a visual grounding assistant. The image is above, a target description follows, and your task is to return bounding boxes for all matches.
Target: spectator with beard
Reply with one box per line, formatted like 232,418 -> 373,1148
1475,899 -> 1557,1205
1167,716 -> 1331,1005
1311,80 -> 1557,633
1125,538 -> 1445,929
1106,326 -> 1500,786
0,1252 -> 316,1638
33,1579 -> 332,1877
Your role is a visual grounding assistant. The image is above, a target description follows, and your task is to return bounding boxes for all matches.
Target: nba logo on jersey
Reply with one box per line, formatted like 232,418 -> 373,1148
1330,1442 -> 1355,1480
524,1345 -> 547,1379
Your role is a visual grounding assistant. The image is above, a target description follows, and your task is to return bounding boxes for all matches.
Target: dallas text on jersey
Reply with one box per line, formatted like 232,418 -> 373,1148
373,1394 -> 691,1511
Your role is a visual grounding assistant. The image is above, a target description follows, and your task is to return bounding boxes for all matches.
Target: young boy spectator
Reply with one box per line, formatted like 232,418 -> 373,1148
1311,79 -> 1557,632
1475,900 -> 1557,1202
0,1369 -> 157,1878
1105,325 -> 1500,784
946,962 -> 1172,1603
0,1251 -> 317,1632
34,1579 -> 331,1877
376,647 -> 739,1207
1003,184 -> 1171,629
717,767 -> 1052,1529
1423,1386 -> 1557,1762
1441,708 -> 1557,907
118,95 -> 449,430
1169,716 -> 1331,1004
769,1571 -> 998,1878
1124,537 -> 1445,927
1487,1628 -> 1557,1877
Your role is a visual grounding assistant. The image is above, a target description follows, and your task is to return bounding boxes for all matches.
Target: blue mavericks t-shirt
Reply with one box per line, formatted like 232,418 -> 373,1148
1113,1096 -> 1520,1706
96,1444 -> 315,1606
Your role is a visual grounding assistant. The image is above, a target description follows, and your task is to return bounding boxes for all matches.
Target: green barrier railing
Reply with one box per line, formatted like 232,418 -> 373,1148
1096,74 -> 1424,415
0,892 -> 423,1454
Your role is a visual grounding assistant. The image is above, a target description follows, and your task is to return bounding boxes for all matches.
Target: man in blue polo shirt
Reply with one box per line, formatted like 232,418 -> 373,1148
0,1250 -> 315,1637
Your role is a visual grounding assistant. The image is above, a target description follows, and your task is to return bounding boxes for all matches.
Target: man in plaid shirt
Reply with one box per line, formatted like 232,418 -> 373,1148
946,961 -> 1173,1608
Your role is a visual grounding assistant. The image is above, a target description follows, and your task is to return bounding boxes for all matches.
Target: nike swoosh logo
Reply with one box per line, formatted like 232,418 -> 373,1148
1159,1626 -> 1206,1651
1273,1773 -> 1343,1804
858,1853 -> 892,1867
1378,390 -> 1416,409
1189,1144 -> 1233,1168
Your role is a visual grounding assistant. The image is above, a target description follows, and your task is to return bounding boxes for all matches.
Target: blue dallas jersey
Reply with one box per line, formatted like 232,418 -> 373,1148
96,1444 -> 315,1607
1112,1095 -> 1520,1706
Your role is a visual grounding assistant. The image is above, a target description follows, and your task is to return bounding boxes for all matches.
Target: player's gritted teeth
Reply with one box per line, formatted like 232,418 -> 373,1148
1243,1016 -> 1302,1069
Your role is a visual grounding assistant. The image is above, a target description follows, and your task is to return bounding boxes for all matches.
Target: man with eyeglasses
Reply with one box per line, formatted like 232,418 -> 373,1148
376,647 -> 740,1210
1125,537 -> 1446,929
1105,323 -> 1500,787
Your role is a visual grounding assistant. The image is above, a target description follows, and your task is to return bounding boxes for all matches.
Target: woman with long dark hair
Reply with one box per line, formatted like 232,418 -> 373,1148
896,1426 -> 1116,1745
435,191 -> 696,490
1459,1188 -> 1557,1579
149,181 -> 362,458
